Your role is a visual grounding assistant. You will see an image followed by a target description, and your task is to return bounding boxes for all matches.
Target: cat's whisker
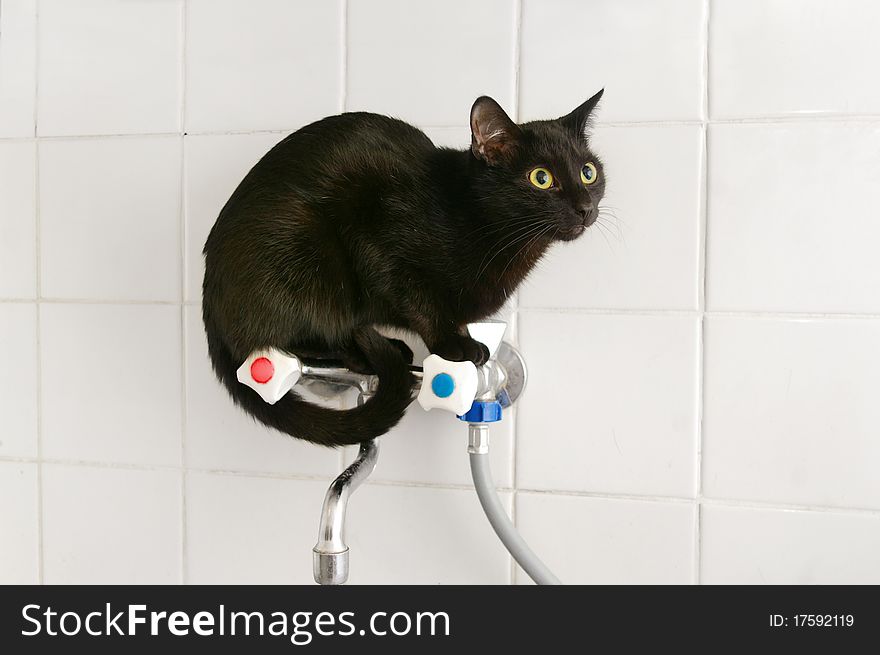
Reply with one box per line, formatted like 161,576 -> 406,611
592,219 -> 614,251
598,207 -> 627,228
600,214 -> 625,244
473,223 -> 548,282
496,223 -> 555,284
595,217 -> 625,251
597,209 -> 625,240
462,216 -> 555,247
463,214 -> 556,237
459,212 -> 558,238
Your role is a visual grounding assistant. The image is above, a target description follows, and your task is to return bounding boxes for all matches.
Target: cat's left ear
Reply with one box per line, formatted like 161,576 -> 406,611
560,88 -> 604,139
470,96 -> 522,165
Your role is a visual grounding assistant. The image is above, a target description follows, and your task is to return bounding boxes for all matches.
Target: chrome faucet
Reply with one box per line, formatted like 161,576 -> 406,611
312,430 -> 379,586
235,318 -> 555,584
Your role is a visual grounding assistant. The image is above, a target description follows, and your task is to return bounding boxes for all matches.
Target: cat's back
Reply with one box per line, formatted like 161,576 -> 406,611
248,112 -> 435,187
206,112 -> 439,267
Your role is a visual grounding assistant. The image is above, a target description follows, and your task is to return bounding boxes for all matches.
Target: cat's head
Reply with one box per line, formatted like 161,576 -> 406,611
469,89 -> 605,242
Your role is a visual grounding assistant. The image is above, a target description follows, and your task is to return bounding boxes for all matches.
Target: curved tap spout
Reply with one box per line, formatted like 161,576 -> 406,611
312,437 -> 379,585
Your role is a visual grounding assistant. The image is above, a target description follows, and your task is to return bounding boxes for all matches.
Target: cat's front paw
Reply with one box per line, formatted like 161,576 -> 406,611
434,335 -> 490,367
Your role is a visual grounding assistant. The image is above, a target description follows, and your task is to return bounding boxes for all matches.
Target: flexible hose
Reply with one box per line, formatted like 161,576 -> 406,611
469,452 -> 562,585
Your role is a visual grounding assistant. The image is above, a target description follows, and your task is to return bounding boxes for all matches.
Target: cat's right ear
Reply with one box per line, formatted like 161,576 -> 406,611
470,96 -> 522,165
560,88 -> 604,139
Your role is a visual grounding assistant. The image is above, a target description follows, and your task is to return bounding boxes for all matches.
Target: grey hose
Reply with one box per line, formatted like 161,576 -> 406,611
469,452 -> 562,585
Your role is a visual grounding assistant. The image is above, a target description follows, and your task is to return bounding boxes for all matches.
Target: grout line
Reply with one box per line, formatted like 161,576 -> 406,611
518,306 -> 701,317
703,113 -> 880,124
32,0 -> 38,139
510,490 -> 519,585
511,0 -> 522,123
187,466 -> 354,485
695,503 -> 703,583
32,0 -> 43,585
596,119 -> 704,128
5,114 -> 880,146
336,1 -> 349,476
4,453 -> 880,515
514,306 -> 880,320
34,302 -> 44,586
509,0 -> 524,588
703,0 -> 712,123
179,0 -> 187,137
698,497 -> 880,517
17,131 -> 183,141
178,0 -> 188,586
0,297 -> 185,305
689,310 -> 880,320
179,302 -> 188,586
6,297 -> 880,320
695,0 -> 711,586
339,0 -> 348,113
514,487 -> 696,504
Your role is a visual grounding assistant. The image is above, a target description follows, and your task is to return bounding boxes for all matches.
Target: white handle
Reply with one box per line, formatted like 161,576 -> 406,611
236,348 -> 303,404
417,354 -> 478,415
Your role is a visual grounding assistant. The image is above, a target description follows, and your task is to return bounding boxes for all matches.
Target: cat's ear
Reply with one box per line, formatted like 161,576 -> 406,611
470,96 -> 522,165
560,88 -> 604,139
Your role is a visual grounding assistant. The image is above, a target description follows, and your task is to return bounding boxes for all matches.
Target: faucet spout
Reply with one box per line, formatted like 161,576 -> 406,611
312,437 -> 379,584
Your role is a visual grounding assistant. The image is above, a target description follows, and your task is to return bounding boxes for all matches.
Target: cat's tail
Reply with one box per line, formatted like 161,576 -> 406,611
205,322 -> 416,447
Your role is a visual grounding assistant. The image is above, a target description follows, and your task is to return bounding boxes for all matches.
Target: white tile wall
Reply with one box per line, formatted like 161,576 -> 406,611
350,405 -> 514,488
185,0 -> 342,133
345,484 -> 513,584
0,304 -> 38,458
346,0 -> 515,124
39,137 -> 182,301
40,304 -> 182,467
2,0 -> 879,585
186,472 -> 327,584
703,317 -> 880,510
519,0 -> 706,122
37,0 -> 182,136
517,313 -> 699,498
423,127 -> 472,150
515,493 -> 696,584
710,0 -> 880,118
707,123 -> 880,313
701,505 -> 880,584
42,464 -> 181,584
0,141 -> 36,298
0,0 -> 36,137
0,462 -> 39,583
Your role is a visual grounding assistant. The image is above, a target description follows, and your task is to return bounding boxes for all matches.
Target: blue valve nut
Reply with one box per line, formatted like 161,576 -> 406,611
457,400 -> 503,423
431,373 -> 455,398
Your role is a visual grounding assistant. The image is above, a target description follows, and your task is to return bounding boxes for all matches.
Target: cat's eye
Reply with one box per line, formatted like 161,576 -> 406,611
580,162 -> 598,185
528,167 -> 554,189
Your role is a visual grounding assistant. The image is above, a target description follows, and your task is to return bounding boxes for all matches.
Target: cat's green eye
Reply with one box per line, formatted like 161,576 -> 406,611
580,162 -> 598,185
528,167 -> 554,189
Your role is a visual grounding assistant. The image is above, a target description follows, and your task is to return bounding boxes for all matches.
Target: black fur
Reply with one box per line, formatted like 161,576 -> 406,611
202,90 -> 606,447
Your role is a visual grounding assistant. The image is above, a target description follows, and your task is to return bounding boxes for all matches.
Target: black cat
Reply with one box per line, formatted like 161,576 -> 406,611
202,90 -> 606,446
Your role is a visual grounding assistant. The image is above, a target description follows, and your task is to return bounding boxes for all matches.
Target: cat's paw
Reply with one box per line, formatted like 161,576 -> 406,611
434,335 -> 490,367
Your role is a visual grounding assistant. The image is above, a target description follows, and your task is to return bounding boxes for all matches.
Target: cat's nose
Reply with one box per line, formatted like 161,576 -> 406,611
577,204 -> 596,226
